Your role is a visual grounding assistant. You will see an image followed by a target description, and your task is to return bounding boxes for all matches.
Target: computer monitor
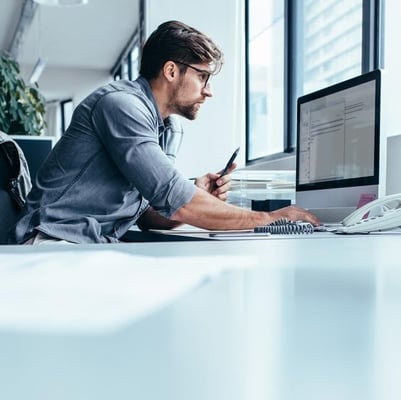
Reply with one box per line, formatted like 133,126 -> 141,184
12,136 -> 56,183
295,70 -> 381,222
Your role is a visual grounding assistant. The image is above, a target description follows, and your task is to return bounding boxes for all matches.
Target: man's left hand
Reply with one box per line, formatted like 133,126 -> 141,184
194,163 -> 237,201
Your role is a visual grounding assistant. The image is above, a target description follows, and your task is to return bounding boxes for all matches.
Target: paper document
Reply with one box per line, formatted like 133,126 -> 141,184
149,226 -> 253,235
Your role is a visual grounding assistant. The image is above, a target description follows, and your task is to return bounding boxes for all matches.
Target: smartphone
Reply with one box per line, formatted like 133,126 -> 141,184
220,146 -> 240,177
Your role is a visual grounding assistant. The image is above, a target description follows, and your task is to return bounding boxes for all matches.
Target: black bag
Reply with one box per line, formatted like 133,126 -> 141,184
0,136 -> 31,244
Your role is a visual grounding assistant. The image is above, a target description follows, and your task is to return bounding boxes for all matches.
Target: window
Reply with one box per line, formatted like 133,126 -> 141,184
246,0 -> 285,161
111,0 -> 145,82
60,99 -> 73,134
112,43 -> 141,81
298,0 -> 363,94
246,0 -> 383,163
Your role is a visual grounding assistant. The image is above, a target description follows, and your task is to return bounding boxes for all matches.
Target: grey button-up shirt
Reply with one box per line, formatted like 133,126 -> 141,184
10,77 -> 195,244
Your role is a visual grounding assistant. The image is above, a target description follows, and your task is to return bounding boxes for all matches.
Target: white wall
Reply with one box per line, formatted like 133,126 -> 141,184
20,64 -> 111,105
381,0 -> 401,137
380,0 -> 401,194
146,0 -> 245,178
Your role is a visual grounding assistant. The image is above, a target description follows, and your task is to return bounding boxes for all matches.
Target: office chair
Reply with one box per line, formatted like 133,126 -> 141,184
0,138 -> 31,245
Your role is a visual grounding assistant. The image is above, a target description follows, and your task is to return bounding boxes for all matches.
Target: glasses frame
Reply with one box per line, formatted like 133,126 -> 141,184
172,60 -> 211,88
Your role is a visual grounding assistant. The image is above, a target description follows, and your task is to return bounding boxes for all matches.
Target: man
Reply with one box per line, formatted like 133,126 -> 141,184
10,20 -> 318,245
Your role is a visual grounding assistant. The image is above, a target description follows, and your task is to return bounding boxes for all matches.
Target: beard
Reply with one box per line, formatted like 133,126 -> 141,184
168,82 -> 201,120
173,103 -> 199,120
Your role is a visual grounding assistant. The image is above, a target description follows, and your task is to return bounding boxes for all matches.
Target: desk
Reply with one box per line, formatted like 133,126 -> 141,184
0,234 -> 401,400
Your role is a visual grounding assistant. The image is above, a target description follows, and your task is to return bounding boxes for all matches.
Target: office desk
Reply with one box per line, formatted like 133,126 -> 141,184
0,234 -> 401,400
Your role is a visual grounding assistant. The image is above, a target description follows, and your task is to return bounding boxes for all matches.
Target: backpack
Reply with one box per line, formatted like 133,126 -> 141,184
0,131 -> 32,244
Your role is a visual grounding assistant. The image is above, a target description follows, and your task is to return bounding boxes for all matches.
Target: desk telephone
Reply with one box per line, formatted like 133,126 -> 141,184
336,193 -> 401,234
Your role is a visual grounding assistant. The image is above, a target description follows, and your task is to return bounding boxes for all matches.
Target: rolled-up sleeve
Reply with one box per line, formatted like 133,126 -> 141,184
91,91 -> 195,218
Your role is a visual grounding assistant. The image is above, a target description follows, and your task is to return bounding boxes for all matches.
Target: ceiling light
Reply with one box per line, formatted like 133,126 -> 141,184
33,0 -> 88,6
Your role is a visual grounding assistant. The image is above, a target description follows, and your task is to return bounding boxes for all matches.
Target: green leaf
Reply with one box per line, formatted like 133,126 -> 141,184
0,51 -> 46,135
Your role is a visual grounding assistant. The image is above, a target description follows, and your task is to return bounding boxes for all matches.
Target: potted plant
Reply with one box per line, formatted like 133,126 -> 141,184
0,51 -> 46,136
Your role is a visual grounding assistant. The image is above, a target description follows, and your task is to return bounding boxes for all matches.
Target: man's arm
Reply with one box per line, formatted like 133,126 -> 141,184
136,167 -> 237,231
170,187 -> 320,230
136,207 -> 183,231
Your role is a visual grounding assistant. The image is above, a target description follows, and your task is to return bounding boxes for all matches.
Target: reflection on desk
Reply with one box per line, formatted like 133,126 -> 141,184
0,234 -> 401,400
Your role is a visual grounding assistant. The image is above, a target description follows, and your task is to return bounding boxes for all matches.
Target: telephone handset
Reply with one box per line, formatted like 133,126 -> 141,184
336,193 -> 401,234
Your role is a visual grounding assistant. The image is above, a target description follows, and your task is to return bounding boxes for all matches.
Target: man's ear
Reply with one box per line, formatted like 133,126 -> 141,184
163,61 -> 178,83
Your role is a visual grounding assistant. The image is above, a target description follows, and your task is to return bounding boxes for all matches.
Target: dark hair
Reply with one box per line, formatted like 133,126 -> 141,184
139,20 -> 224,81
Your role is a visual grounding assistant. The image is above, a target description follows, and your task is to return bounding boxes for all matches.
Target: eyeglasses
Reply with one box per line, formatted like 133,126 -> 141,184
172,60 -> 211,88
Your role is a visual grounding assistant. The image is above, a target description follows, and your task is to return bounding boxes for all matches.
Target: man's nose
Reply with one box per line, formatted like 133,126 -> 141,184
202,83 -> 213,97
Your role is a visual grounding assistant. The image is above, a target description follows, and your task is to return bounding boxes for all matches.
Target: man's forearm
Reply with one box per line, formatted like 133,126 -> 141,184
171,188 -> 271,230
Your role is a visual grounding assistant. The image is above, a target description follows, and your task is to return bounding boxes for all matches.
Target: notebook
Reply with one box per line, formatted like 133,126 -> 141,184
209,218 -> 314,239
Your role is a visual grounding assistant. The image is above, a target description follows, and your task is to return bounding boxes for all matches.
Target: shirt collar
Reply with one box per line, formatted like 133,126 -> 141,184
136,76 -> 165,132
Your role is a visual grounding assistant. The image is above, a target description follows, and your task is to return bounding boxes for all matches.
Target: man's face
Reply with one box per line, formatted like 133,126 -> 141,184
169,62 -> 213,120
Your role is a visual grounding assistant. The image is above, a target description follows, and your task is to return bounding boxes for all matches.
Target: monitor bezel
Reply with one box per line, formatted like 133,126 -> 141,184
295,69 -> 381,192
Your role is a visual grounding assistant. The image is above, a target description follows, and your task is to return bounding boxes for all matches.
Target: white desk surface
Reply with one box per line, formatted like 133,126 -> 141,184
1,233 -> 401,400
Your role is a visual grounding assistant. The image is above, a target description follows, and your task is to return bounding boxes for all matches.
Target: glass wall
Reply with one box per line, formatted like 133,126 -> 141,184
247,0 -> 285,160
246,0 -> 381,163
300,0 -> 363,94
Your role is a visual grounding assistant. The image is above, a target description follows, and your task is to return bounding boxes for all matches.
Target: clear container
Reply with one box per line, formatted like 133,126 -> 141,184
228,170 -> 295,209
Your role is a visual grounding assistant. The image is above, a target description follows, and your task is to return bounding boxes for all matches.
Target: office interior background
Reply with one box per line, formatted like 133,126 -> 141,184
0,0 -> 399,190
4,3 -> 401,400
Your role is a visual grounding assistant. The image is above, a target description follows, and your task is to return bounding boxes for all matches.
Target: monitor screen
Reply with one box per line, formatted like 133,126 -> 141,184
12,136 -> 56,183
295,70 -> 381,221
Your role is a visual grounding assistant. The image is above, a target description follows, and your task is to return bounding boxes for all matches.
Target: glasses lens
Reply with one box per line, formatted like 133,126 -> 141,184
174,61 -> 211,88
204,74 -> 211,88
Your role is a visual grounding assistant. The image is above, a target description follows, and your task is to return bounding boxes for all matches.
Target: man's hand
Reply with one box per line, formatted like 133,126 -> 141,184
194,162 -> 237,201
269,205 -> 321,226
